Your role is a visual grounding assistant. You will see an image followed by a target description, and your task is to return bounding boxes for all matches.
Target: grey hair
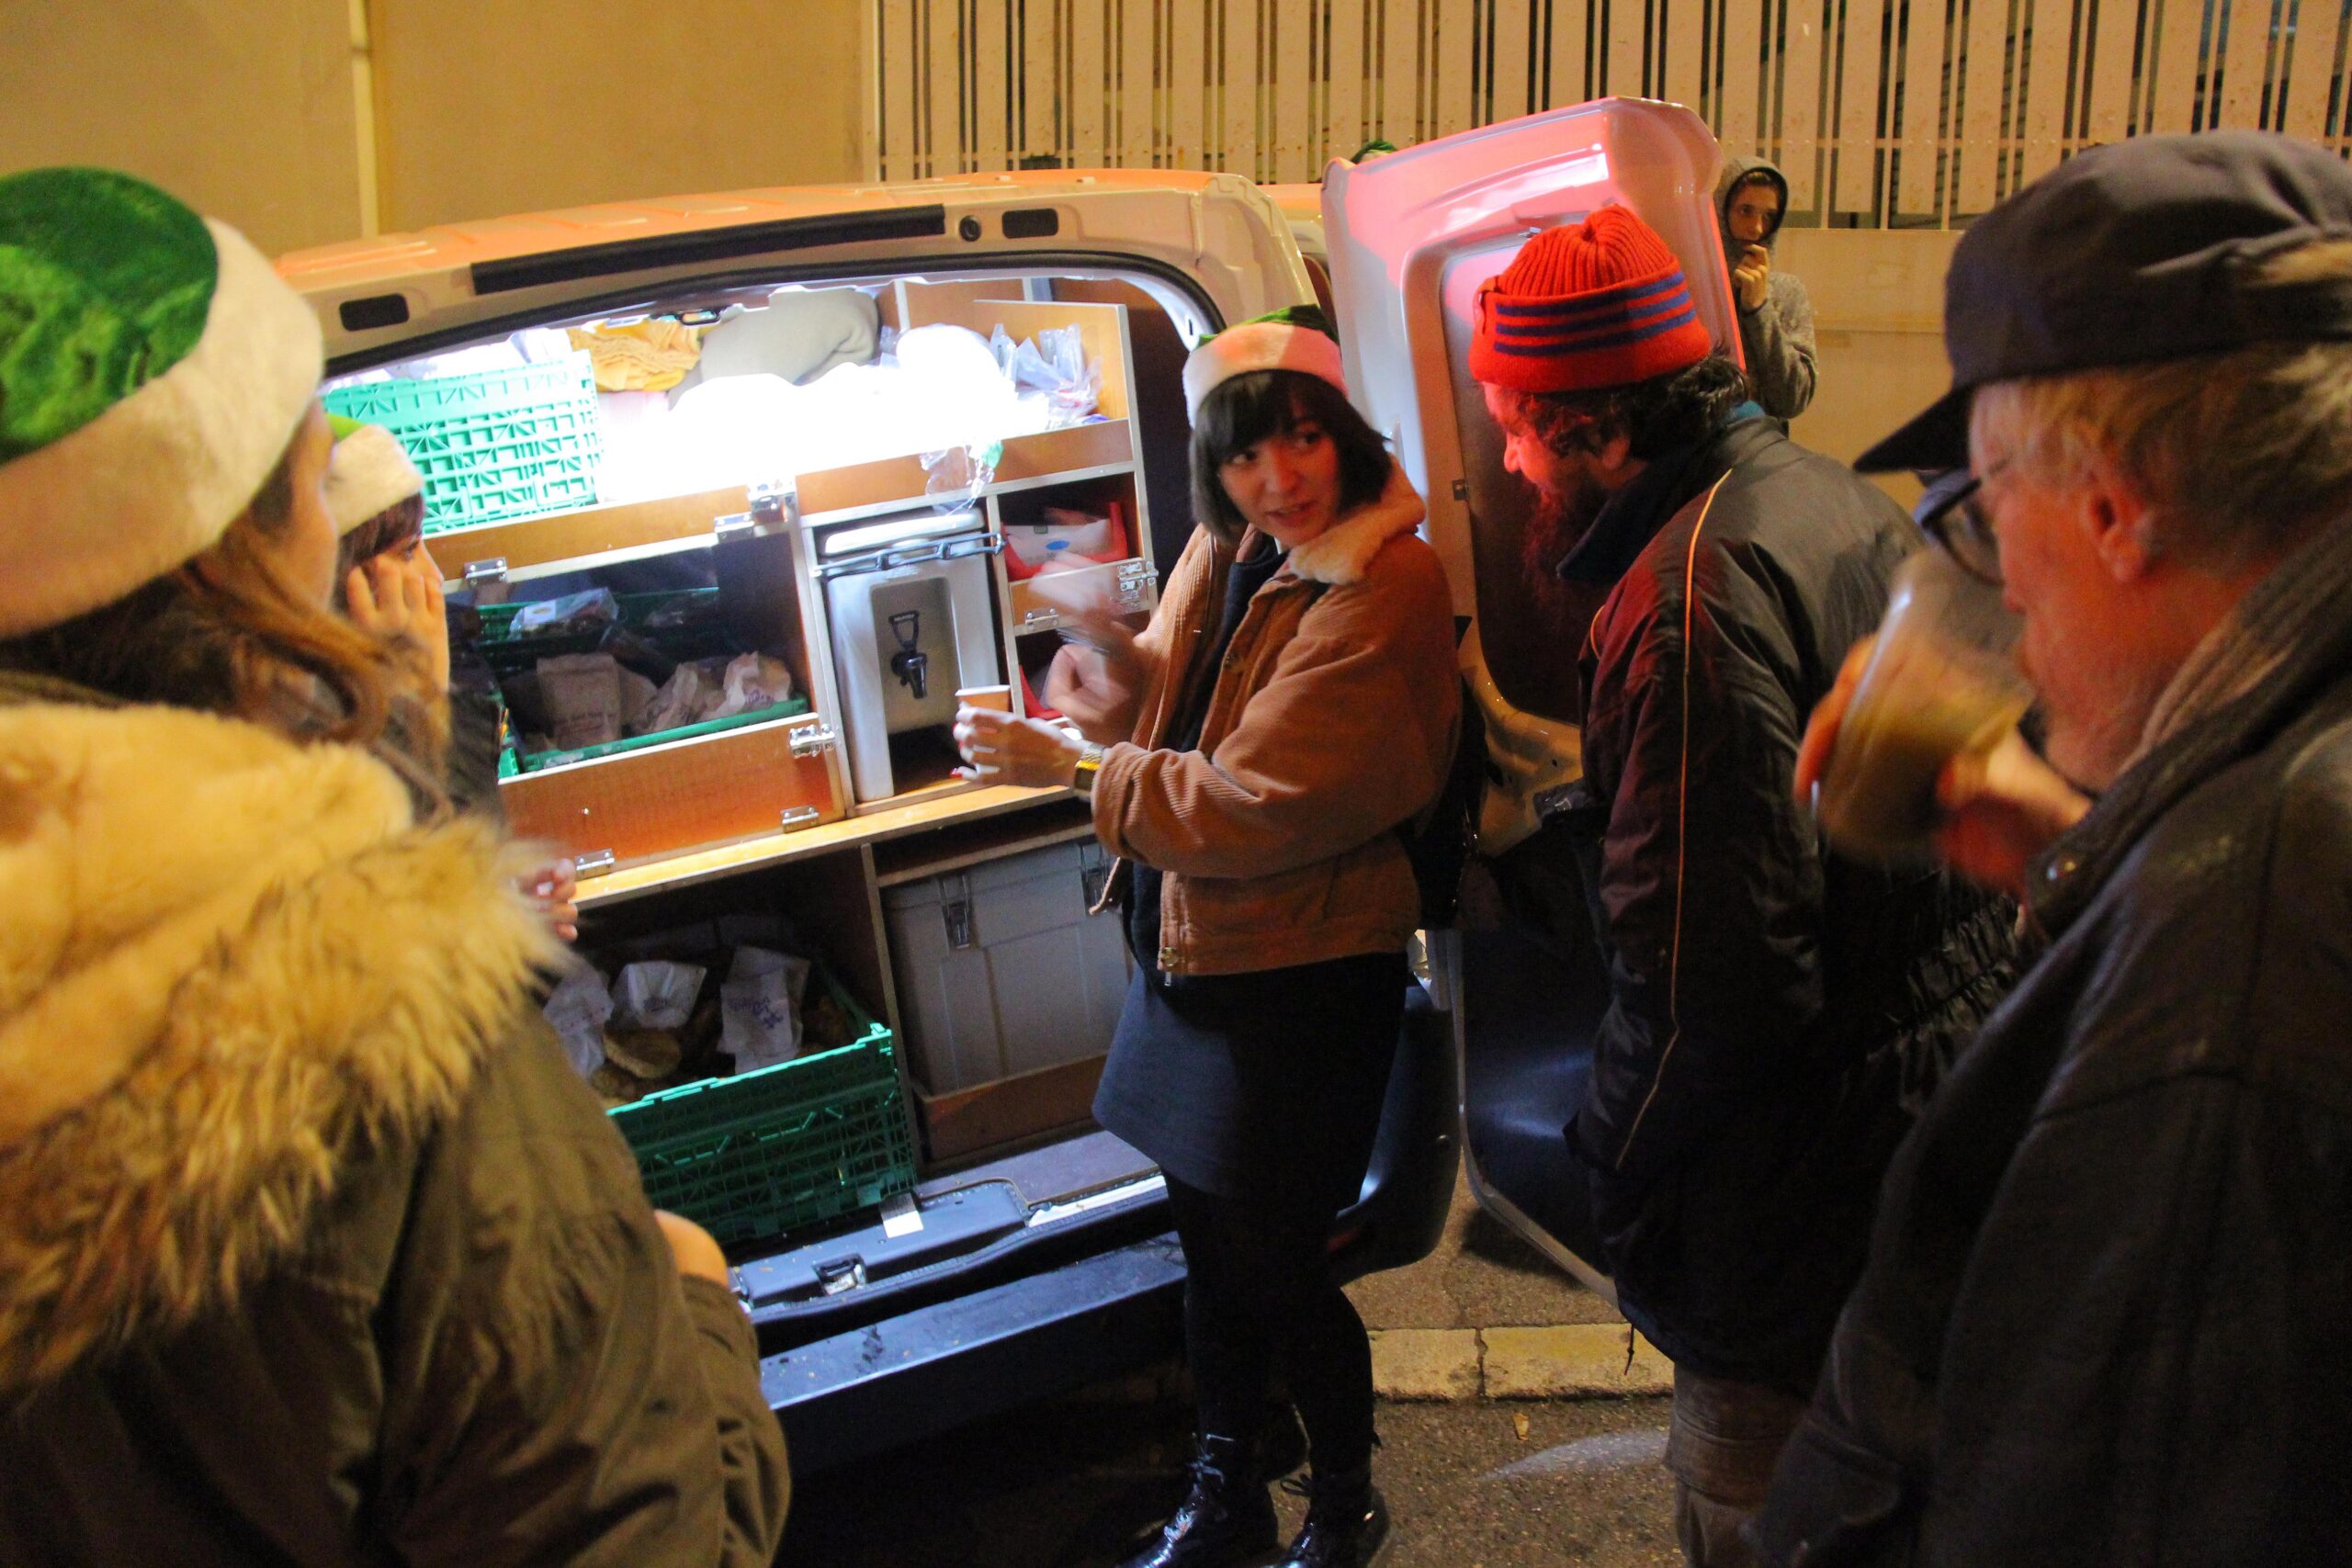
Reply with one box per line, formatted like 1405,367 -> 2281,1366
1971,239 -> 2352,572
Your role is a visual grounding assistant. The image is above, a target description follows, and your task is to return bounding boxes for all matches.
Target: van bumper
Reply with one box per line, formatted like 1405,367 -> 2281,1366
765,1231 -> 1188,1473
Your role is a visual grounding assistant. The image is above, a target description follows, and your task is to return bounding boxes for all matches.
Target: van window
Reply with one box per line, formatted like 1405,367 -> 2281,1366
323,266 -> 1202,557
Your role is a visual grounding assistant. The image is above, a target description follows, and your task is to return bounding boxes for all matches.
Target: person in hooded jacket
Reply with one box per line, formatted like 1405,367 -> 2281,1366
1469,209 -> 2014,1568
956,308 -> 1458,1568
1716,156 -> 1817,422
0,167 -> 788,1566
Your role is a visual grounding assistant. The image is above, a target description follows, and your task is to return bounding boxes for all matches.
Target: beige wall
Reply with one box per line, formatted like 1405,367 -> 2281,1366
0,0 -> 364,255
371,0 -> 868,232
0,0 -> 868,253
1778,228 -> 1962,501
0,1 -> 1949,435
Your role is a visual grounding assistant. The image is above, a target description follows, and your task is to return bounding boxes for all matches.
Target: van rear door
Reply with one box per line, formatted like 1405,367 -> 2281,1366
1320,98 -> 1736,1292
286,171 -> 1312,373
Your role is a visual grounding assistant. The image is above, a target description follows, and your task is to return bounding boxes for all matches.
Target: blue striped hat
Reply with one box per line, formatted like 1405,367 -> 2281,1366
1470,207 -> 1712,394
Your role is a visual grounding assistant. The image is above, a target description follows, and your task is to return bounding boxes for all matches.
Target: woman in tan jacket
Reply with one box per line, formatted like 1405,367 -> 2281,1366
956,308 -> 1457,1568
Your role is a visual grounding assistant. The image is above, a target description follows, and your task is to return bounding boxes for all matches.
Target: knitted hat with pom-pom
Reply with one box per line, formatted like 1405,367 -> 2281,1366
1469,206 -> 1712,394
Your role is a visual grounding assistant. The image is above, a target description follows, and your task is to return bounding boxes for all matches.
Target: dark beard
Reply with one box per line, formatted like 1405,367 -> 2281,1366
1521,469 -> 1608,595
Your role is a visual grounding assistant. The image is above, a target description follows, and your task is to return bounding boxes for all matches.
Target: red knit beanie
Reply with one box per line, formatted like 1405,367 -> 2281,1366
1469,207 -> 1713,394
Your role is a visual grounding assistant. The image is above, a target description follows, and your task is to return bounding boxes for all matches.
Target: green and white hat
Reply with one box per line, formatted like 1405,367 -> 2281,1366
1182,304 -> 1349,423
0,167 -> 323,637
325,415 -> 424,536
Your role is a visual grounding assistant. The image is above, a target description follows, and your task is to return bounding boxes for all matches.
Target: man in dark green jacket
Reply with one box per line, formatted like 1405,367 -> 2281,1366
0,164 -> 788,1567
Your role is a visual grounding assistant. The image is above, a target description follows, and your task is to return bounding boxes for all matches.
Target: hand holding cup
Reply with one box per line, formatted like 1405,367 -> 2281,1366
954,705 -> 1085,789
1798,553 -> 2089,894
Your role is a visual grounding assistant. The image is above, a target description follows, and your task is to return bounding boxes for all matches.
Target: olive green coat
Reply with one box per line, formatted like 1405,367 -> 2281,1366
0,677 -> 788,1564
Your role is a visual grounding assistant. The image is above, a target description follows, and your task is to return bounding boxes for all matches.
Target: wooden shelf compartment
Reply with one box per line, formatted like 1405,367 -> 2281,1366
494,527 -> 848,868
871,796 -> 1096,886
573,783 -> 1080,911
794,419 -> 1136,522
895,285 -> 1136,422
425,483 -> 752,583
571,842 -> 894,1052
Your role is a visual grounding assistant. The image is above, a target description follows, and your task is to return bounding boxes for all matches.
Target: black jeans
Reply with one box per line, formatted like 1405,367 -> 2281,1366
1164,1176 -> 1375,1475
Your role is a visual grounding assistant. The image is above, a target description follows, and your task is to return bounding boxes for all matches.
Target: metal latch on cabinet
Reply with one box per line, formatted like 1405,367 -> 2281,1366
713,480 -> 797,542
1114,560 -> 1158,606
788,723 -> 837,760
779,805 -> 821,831
573,849 -> 617,877
940,872 -> 975,950
462,558 -> 511,604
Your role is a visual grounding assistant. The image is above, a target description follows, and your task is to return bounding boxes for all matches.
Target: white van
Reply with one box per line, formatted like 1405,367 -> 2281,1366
276,96 -> 1738,1472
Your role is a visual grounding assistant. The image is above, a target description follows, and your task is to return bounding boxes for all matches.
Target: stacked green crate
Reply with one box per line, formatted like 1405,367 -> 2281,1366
608,969 -> 916,1245
325,354 -> 603,531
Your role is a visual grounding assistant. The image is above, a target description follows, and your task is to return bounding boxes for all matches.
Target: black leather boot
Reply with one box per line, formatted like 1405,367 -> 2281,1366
1116,1433 -> 1281,1568
1274,1464 -> 1391,1568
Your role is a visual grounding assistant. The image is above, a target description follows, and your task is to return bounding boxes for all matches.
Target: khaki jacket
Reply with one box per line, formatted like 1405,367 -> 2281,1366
0,677 -> 789,1565
1089,464 -> 1459,975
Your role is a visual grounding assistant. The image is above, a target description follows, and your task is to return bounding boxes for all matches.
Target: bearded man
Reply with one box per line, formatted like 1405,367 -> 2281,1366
1472,207 -> 2016,1567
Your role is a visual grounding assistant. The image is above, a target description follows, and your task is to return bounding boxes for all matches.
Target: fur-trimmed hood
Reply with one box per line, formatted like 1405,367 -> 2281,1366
1286,459 -> 1429,586
0,687 -> 560,1395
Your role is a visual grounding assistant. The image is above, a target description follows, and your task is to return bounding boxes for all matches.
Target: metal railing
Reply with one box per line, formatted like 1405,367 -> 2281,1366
871,0 -> 2352,224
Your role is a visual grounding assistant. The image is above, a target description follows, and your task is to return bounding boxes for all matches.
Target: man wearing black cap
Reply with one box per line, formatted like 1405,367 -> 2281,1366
1758,130 -> 2352,1565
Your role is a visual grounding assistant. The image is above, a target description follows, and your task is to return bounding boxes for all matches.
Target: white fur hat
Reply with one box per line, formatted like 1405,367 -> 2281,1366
324,417 -> 424,536
1182,306 -> 1349,422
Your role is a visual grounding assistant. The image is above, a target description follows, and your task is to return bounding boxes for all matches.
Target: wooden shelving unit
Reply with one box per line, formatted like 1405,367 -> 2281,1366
446,276 -> 1162,1178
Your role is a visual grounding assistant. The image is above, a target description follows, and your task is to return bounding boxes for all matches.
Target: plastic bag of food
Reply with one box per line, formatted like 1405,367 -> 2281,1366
537,653 -> 622,750
606,1028 -> 684,1080
635,658 -> 724,735
721,946 -> 813,1072
590,1062 -> 650,1107
542,964 -> 615,1079
918,440 -> 1000,513
512,587 -> 620,636
613,959 -> 707,1032
706,652 -> 797,720
617,669 -> 660,734
1004,504 -> 1125,573
990,324 -> 1100,426
802,985 -> 858,1053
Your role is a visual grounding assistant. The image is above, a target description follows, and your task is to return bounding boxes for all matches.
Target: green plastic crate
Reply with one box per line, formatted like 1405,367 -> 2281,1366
324,355 -> 603,533
608,974 -> 915,1245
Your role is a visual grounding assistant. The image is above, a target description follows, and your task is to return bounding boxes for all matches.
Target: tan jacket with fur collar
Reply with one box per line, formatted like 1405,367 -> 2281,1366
1091,463 -> 1460,975
0,678 -> 788,1565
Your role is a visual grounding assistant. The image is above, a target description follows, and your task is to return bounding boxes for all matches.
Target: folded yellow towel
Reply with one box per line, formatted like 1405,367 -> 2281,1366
569,320 -> 704,392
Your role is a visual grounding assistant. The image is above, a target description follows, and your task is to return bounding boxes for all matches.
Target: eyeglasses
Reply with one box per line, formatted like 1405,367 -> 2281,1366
1914,464 -> 2006,584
